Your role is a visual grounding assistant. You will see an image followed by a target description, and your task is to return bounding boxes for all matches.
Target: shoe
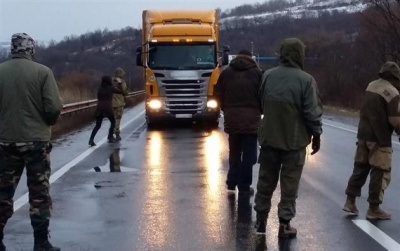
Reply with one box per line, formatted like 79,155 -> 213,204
227,185 -> 236,193
239,187 -> 254,196
255,220 -> 266,235
343,198 -> 359,215
366,208 -> 391,220
88,141 -> 96,147
33,241 -> 60,251
278,223 -> 297,238
115,134 -> 121,141
108,137 -> 116,143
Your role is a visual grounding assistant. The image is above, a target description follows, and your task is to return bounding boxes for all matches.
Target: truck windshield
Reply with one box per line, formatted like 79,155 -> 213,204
148,43 -> 216,70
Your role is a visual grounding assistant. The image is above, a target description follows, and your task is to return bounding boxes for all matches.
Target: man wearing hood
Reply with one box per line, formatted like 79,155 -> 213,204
112,67 -> 129,141
343,61 -> 400,220
0,33 -> 62,250
254,38 -> 323,238
215,49 -> 262,195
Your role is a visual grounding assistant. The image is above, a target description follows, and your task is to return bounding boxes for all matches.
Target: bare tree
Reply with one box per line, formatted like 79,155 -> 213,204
361,0 -> 400,62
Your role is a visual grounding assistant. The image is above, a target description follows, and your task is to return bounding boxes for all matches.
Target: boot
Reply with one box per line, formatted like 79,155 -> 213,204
33,230 -> 60,251
0,224 -> 5,251
88,132 -> 96,147
278,218 -> 297,238
0,230 -> 6,251
255,219 -> 266,235
115,133 -> 121,141
108,136 -> 116,143
342,196 -> 359,215
278,222 -> 297,238
366,204 -> 391,220
88,140 -> 96,147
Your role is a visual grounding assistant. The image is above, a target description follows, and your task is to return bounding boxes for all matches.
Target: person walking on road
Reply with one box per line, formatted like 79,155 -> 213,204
343,61 -> 400,220
88,76 -> 123,146
112,67 -> 129,141
215,49 -> 262,195
0,33 -> 63,251
254,38 -> 323,238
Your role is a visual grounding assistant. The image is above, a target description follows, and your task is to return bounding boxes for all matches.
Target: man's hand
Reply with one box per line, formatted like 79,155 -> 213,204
310,135 -> 320,155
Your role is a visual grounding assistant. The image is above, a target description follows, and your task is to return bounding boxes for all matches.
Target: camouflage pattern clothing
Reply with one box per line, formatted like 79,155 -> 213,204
112,67 -> 129,135
345,61 -> 400,205
0,142 -> 52,231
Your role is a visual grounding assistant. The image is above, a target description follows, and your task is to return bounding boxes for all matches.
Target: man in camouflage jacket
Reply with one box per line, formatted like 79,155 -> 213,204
343,61 -> 400,220
0,33 -> 63,251
112,67 -> 129,141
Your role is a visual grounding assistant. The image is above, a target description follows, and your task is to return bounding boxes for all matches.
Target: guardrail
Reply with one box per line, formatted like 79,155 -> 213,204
60,90 -> 145,115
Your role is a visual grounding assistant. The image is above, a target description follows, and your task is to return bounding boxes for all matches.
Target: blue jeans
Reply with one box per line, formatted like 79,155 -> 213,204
226,134 -> 258,191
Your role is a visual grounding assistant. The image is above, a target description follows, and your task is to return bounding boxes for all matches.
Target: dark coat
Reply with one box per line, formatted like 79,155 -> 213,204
95,85 -> 123,118
215,55 -> 262,134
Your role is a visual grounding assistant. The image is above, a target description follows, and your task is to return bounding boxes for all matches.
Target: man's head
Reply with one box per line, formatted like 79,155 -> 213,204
11,33 -> 35,57
279,38 -> 305,70
115,67 -> 125,78
379,61 -> 400,81
238,49 -> 252,57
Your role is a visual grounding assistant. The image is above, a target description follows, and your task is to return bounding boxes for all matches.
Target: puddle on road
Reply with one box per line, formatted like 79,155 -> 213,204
90,148 -> 139,173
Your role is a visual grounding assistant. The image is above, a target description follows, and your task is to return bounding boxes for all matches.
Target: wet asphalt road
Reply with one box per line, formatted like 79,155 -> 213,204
3,103 -> 400,251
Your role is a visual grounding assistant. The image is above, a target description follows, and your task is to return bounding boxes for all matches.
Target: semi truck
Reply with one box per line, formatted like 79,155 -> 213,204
136,9 -> 229,127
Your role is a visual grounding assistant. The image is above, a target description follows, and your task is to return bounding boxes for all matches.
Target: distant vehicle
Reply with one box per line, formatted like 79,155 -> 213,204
136,9 -> 229,127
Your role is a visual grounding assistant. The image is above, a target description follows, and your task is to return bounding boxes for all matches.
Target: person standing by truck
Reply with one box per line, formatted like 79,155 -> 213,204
88,76 -> 123,146
215,49 -> 262,194
112,67 -> 129,141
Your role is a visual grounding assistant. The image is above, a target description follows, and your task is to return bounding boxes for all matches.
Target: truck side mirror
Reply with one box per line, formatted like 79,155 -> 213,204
136,46 -> 143,67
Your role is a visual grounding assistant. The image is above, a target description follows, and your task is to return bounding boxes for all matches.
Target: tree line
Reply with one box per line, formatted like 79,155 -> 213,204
0,0 -> 397,108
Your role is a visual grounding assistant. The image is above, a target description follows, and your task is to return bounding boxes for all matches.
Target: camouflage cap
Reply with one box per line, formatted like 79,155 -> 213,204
379,61 -> 400,81
11,33 -> 35,56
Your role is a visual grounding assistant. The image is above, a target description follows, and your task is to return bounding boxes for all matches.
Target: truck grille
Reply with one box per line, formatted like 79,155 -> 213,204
161,79 -> 207,114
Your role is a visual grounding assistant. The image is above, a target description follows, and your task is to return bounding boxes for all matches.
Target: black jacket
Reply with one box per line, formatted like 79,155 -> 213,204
95,85 -> 122,118
215,55 -> 262,134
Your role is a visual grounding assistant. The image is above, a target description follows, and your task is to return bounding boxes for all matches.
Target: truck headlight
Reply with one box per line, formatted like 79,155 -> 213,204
148,99 -> 162,110
207,99 -> 218,109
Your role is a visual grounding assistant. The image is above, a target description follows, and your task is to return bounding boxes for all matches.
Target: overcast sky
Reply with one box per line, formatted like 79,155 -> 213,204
0,0 -> 263,44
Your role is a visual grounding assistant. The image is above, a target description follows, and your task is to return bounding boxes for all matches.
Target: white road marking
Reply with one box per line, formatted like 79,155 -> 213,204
353,220 -> 400,251
13,110 -> 145,211
323,121 -> 400,146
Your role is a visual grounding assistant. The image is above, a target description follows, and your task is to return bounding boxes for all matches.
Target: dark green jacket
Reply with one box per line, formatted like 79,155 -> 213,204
0,54 -> 63,142
258,38 -> 323,150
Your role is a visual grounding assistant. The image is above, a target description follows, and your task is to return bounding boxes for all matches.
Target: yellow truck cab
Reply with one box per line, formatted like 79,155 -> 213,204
136,9 -> 229,127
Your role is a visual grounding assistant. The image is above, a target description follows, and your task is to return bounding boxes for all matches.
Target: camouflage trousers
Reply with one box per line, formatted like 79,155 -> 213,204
345,140 -> 392,205
0,141 -> 52,232
254,146 -> 306,222
112,106 -> 124,135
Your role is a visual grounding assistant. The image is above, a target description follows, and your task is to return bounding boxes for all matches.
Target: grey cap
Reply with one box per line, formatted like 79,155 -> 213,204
379,61 -> 400,81
11,33 -> 35,56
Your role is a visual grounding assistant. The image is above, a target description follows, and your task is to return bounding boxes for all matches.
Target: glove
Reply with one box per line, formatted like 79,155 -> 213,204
310,135 -> 320,155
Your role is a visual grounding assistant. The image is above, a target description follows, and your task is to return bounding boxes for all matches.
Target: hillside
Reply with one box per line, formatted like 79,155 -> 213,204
0,0 -> 394,108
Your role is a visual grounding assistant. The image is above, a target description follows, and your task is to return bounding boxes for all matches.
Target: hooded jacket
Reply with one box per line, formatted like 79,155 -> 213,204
258,38 -> 323,150
112,67 -> 129,108
0,54 -> 63,142
357,61 -> 400,147
215,55 -> 262,134
96,77 -> 123,118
